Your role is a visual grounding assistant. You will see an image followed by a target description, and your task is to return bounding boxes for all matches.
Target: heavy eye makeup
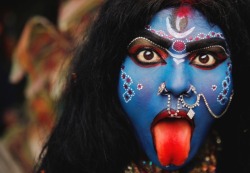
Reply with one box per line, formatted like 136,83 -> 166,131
189,46 -> 228,69
128,38 -> 168,67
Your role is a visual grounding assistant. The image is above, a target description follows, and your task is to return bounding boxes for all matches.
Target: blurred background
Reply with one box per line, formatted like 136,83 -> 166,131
0,0 -> 102,172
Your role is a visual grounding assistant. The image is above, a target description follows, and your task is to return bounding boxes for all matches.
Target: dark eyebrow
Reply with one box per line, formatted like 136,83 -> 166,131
186,38 -> 228,52
135,30 -> 172,48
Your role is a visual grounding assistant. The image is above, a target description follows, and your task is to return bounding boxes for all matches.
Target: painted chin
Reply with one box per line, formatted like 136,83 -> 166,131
151,109 -> 194,167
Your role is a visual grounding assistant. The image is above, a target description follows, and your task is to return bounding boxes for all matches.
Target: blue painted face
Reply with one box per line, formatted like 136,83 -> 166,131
118,6 -> 233,170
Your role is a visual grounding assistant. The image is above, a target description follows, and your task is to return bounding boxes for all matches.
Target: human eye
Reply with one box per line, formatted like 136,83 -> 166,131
134,47 -> 165,63
128,45 -> 167,66
189,46 -> 228,69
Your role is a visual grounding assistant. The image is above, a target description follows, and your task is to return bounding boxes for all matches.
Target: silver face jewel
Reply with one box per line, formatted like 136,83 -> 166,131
167,94 -> 181,117
180,96 -> 200,109
179,85 -> 200,119
187,85 -> 197,94
199,92 -> 234,118
187,108 -> 195,119
181,92 -> 234,119
157,82 -> 168,95
180,94 -> 200,119
158,84 -> 233,119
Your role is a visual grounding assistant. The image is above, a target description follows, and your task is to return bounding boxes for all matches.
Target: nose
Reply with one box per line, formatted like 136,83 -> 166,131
164,63 -> 190,97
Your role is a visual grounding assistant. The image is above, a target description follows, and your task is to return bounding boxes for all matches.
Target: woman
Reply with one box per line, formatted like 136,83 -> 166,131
35,0 -> 250,172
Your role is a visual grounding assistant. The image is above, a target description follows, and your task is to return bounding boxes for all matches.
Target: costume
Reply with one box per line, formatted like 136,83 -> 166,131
35,0 -> 250,173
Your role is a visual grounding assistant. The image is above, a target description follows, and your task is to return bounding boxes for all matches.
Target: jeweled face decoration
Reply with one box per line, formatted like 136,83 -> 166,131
118,5 -> 233,170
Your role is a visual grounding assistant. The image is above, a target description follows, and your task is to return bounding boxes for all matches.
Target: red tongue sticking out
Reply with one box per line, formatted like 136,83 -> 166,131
152,119 -> 192,166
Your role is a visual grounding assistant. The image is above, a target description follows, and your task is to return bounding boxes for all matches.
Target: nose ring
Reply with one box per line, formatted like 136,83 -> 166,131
186,85 -> 197,95
157,82 -> 168,95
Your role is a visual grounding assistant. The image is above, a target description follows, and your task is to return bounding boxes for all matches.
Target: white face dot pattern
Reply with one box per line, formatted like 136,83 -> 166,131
217,62 -> 232,105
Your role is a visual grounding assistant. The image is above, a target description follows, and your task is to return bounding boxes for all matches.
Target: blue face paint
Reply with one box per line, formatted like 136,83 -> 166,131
118,6 -> 233,170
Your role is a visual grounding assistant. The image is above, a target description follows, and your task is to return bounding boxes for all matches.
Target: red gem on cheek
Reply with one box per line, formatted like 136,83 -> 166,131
223,89 -> 228,95
124,84 -> 128,90
128,89 -> 133,95
126,78 -> 131,83
125,94 -> 130,101
223,81 -> 227,88
218,94 -> 223,100
173,41 -> 186,52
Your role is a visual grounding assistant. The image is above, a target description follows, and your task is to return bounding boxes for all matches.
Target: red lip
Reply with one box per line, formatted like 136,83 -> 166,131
151,109 -> 195,129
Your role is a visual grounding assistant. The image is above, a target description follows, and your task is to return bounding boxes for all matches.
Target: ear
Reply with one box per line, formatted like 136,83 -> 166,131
9,16 -> 70,99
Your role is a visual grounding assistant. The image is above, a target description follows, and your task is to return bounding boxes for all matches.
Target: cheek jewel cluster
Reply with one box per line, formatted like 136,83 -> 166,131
158,82 -> 234,119
121,69 -> 135,103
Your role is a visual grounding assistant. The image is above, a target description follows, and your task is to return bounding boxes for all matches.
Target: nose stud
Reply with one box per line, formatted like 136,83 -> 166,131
157,82 -> 168,95
186,85 -> 197,95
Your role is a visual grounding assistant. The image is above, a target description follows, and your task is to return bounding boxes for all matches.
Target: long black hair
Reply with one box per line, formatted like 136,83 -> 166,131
35,0 -> 250,172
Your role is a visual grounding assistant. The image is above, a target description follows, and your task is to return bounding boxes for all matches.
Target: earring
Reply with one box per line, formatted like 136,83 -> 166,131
157,82 -> 168,95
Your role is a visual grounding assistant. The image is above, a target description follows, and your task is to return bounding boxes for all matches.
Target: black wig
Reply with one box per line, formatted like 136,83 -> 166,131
35,0 -> 250,173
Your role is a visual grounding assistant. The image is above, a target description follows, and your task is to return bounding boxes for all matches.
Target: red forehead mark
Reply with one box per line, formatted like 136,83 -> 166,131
173,40 -> 186,52
176,6 -> 192,18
